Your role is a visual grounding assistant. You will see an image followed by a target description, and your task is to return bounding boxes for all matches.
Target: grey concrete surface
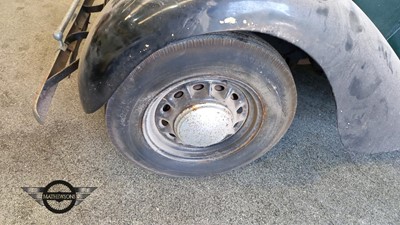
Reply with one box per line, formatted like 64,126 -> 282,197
1,0 -> 400,224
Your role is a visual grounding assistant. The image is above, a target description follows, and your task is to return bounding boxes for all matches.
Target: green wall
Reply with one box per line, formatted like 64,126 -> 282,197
354,0 -> 400,56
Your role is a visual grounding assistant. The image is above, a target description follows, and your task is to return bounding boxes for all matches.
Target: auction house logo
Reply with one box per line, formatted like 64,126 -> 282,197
22,180 -> 97,214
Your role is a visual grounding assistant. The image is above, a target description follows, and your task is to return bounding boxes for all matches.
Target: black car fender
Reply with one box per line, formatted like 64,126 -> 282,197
78,0 -> 400,153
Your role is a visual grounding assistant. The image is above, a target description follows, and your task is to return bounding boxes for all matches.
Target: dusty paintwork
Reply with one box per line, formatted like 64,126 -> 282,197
77,0 -> 400,154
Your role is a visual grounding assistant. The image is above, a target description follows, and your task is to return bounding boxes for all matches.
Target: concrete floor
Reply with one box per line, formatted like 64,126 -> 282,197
1,0 -> 400,224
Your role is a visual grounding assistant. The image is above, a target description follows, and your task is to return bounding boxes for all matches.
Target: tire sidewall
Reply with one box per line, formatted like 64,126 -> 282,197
106,34 -> 296,176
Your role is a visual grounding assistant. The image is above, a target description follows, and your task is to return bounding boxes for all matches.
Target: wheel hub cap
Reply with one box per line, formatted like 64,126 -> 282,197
175,103 -> 235,147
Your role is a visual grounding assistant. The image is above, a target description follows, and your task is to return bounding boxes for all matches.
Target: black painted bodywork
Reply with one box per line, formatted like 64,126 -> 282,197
79,0 -> 400,153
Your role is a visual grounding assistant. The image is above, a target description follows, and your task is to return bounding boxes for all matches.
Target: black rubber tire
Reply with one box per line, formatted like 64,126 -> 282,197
106,32 -> 297,177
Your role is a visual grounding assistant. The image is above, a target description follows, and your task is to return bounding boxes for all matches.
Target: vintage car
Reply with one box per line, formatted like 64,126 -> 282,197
34,0 -> 400,176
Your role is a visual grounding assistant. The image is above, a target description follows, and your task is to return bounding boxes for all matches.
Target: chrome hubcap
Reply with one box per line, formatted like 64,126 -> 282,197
175,103 -> 234,147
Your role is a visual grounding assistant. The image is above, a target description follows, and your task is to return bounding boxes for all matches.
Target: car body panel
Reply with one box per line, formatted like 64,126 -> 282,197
78,0 -> 400,153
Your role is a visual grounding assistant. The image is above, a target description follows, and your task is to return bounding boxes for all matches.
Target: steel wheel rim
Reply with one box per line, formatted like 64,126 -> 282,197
142,76 -> 265,162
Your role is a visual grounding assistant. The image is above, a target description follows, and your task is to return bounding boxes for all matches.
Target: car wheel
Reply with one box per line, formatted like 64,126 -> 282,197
106,32 -> 297,176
